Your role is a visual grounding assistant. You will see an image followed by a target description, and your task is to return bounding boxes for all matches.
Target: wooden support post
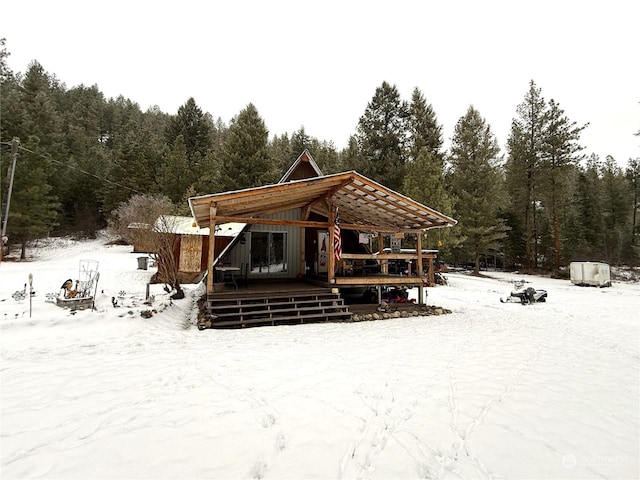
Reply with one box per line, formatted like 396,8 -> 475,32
417,233 -> 424,305
328,208 -> 335,284
206,204 -> 217,295
300,227 -> 306,276
378,232 -> 386,274
428,257 -> 435,287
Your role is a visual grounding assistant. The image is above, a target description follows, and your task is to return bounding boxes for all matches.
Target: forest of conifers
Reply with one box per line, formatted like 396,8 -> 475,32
1,40 -> 638,270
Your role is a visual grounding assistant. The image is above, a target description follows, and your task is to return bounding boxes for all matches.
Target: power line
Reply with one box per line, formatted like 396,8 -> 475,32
16,144 -> 143,195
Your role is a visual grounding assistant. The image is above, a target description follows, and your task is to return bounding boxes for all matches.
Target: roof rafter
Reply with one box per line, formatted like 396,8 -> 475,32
189,171 -> 456,232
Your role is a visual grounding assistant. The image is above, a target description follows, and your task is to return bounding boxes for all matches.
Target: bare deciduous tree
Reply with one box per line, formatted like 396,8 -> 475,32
109,194 -> 184,299
152,215 -> 184,299
109,194 -> 174,247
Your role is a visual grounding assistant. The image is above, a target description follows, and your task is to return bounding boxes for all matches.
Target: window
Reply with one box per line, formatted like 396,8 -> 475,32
250,232 -> 287,274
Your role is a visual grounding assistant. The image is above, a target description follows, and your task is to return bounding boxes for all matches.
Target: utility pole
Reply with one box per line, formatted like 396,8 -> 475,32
0,137 -> 20,265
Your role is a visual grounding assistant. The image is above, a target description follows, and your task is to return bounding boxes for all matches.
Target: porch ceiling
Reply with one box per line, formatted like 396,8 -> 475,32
188,171 -> 457,232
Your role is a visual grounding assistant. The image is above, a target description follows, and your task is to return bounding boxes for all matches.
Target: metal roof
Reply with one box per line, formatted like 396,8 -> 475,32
189,171 -> 457,232
153,216 -> 244,237
278,149 -> 323,183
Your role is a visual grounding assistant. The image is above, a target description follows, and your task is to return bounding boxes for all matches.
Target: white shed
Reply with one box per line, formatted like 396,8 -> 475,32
570,262 -> 611,287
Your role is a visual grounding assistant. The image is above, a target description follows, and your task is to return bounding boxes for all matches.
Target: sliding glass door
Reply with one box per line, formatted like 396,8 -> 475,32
250,232 -> 287,274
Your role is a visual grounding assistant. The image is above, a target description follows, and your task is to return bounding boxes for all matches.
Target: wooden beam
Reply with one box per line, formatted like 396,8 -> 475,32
341,253 -> 437,260
300,226 -> 306,276
191,176 -> 344,205
417,233 -> 424,305
334,277 -> 424,286
206,204 -> 217,295
328,206 -> 335,284
301,204 -> 312,221
213,216 -> 329,229
212,215 -> 422,233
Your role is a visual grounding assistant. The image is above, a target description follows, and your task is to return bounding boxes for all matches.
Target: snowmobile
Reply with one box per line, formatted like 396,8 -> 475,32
381,286 -> 416,304
500,280 -> 547,305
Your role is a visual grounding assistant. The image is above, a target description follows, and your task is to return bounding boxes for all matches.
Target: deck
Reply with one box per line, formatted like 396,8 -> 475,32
200,277 -> 429,329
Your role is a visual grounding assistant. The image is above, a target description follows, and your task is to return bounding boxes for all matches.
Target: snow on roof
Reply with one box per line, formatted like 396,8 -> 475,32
154,216 -> 243,237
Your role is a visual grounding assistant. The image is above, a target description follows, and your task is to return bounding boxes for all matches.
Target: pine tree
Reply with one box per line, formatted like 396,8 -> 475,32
1,62 -> 63,255
194,149 -> 223,195
573,155 -> 605,257
626,157 -> 640,261
219,103 -> 275,190
601,156 -> 631,264
5,147 -> 59,259
0,37 -> 13,82
402,147 -> 454,251
270,133 -> 294,176
408,87 -> 443,161
539,99 -> 586,269
103,121 -> 159,214
505,80 -> 548,270
164,97 -> 212,167
309,139 -> 341,175
157,135 -> 190,203
291,127 -> 312,156
448,106 -> 508,274
55,84 -> 109,233
356,81 -> 409,191
339,135 -> 365,172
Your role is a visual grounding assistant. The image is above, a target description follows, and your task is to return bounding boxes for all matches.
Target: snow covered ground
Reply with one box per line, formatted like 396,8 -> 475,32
1,235 -> 638,479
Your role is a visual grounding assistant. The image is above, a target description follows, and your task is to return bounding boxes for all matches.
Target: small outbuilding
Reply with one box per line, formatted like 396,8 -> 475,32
153,215 -> 244,283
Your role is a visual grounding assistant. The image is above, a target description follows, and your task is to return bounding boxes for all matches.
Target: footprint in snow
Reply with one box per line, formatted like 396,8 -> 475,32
258,411 -> 277,428
276,431 -> 288,451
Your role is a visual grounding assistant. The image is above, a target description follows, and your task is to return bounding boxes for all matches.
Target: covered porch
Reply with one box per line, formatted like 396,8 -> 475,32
189,170 -> 456,327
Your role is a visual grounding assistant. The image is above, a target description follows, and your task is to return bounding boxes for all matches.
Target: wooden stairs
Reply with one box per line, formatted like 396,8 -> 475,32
201,288 -> 352,329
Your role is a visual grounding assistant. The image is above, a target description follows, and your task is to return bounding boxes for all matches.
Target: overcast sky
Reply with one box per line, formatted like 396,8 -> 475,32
3,0 -> 639,164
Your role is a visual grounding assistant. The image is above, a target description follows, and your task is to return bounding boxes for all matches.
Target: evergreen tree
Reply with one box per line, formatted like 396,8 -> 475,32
572,155 -> 605,258
219,103 -> 275,190
310,139 -> 341,175
5,146 -> 59,258
1,62 -> 63,253
270,133 -> 294,176
103,121 -> 158,214
211,117 -> 228,153
101,96 -> 145,150
291,127 -> 312,156
505,80 -> 548,270
408,87 -> 443,161
339,135 -> 365,172
193,117 -> 227,195
448,106 -> 508,274
539,99 -> 587,269
157,135 -> 190,203
194,149 -> 223,195
0,37 -> 13,82
54,84 -> 109,233
142,105 -> 171,153
164,97 -> 213,167
626,157 -> 640,261
355,81 -> 409,191
601,156 -> 631,264
402,147 -> 454,251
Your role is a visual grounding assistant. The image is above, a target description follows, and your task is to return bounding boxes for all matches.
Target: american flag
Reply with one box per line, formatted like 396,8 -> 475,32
333,211 -> 342,261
